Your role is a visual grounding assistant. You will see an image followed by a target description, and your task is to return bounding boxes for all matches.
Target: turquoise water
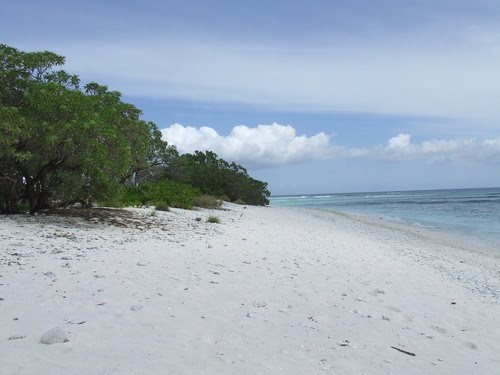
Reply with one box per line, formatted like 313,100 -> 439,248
270,188 -> 500,247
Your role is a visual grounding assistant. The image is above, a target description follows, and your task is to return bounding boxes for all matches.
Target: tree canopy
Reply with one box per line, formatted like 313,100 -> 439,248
0,44 -> 171,213
0,44 -> 270,214
165,150 -> 270,205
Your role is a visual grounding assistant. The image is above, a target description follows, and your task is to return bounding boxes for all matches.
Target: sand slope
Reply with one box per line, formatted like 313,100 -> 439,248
1,204 -> 499,374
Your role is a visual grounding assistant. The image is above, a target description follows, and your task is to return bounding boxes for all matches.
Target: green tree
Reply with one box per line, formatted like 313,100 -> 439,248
165,150 -> 270,205
0,44 -> 171,214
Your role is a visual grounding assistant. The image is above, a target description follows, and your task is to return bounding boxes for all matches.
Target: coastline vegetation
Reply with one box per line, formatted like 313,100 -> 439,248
0,44 -> 270,214
206,215 -> 221,224
194,194 -> 223,209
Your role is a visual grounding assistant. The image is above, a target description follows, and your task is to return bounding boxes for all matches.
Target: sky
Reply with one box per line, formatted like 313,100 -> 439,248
3,0 -> 500,195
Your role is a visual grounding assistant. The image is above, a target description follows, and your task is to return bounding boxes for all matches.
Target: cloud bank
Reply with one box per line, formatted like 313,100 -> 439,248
162,124 -> 500,169
17,22 -> 500,128
383,133 -> 500,163
162,123 -> 332,168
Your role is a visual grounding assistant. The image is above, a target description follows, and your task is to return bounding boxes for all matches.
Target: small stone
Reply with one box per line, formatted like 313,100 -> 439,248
137,261 -> 147,266
195,217 -> 202,221
130,305 -> 144,311
382,315 -> 391,321
40,328 -> 69,345
43,271 -> 56,278
246,312 -> 254,318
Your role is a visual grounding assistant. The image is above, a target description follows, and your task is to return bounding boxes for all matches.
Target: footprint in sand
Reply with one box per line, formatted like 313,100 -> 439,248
369,288 -> 385,296
430,325 -> 447,335
387,306 -> 402,313
463,341 -> 477,349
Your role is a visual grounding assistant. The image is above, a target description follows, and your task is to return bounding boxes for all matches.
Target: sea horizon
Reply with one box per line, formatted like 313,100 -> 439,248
270,186 -> 500,250
271,186 -> 500,198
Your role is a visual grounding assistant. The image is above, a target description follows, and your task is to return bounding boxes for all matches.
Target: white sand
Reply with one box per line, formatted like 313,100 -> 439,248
1,204 -> 499,374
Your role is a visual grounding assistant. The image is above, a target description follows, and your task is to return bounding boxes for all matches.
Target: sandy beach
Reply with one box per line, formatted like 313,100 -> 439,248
1,203 -> 499,374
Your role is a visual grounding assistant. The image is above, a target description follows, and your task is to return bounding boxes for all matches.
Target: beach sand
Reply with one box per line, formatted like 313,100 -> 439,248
1,203 -> 499,374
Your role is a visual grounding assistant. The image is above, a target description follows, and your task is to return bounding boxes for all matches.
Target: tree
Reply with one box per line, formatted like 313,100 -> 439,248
0,44 -> 171,214
164,150 -> 270,205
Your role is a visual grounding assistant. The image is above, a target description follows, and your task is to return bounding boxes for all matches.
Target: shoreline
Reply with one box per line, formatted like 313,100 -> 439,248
307,207 -> 500,258
269,187 -> 500,249
1,204 -> 499,374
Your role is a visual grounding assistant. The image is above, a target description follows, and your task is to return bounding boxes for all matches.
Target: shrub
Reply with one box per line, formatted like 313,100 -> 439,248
155,202 -> 170,211
207,215 -> 221,224
194,195 -> 223,209
121,181 -> 200,209
234,199 -> 246,205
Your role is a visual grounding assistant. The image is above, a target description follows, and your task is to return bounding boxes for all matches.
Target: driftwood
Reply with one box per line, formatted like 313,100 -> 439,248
391,346 -> 416,356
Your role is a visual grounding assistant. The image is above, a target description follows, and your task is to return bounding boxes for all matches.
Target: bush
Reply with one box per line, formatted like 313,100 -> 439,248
194,195 -> 222,208
155,202 -> 169,212
121,180 -> 200,209
207,215 -> 221,224
234,199 -> 246,205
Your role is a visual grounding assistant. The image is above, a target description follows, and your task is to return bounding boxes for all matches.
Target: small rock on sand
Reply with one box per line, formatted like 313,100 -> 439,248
136,261 -> 147,266
40,328 -> 69,345
130,305 -> 144,311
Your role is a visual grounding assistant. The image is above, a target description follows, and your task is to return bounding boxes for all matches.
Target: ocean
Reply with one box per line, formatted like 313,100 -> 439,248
270,187 -> 500,248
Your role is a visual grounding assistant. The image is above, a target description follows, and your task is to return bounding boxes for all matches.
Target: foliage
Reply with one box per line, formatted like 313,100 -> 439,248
194,194 -> 223,208
0,44 -> 270,214
0,44 -> 174,214
121,181 -> 200,209
155,202 -> 170,212
165,151 -> 270,205
206,215 -> 221,224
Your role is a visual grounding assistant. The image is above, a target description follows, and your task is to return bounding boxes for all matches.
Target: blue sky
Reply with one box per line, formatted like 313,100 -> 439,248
3,0 -> 500,194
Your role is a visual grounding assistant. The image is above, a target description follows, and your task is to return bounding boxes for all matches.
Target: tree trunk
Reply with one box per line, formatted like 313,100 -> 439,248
28,172 -> 50,215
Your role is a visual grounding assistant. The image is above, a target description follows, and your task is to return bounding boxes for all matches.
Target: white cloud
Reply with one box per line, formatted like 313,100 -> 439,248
387,133 -> 412,150
20,24 -> 500,130
162,123 -> 333,168
382,133 -> 500,163
162,125 -> 500,168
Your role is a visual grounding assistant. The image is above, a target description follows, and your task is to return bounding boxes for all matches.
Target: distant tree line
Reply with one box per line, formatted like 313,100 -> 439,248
0,44 -> 270,214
